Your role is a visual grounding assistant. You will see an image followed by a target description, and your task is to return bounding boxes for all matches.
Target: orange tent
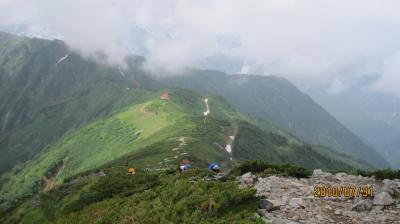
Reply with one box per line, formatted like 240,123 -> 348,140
128,167 -> 136,174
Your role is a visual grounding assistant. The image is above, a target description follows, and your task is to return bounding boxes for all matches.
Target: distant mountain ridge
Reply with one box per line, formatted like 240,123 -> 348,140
1,88 -> 364,209
125,68 -> 388,168
0,31 -> 142,174
310,88 -> 400,168
0,30 -> 388,179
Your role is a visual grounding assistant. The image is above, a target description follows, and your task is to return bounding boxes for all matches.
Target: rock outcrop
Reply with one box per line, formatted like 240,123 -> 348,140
247,170 -> 400,223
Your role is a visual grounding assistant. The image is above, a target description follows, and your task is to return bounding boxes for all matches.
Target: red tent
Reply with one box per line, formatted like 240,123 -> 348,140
160,91 -> 170,100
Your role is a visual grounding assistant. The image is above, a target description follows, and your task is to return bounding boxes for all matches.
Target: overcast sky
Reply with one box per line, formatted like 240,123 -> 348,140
1,0 -> 400,96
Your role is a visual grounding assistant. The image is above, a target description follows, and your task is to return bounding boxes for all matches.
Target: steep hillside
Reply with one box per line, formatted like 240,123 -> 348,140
0,31 -> 150,174
0,32 -> 387,177
0,88 -> 367,210
142,69 -> 389,168
310,88 -> 400,168
0,90 -> 191,207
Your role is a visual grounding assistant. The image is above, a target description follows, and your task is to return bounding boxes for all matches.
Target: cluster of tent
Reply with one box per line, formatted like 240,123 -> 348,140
126,160 -> 222,174
180,160 -> 221,173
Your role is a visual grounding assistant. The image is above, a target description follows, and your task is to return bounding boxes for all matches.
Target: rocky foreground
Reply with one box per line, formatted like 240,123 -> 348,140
238,170 -> 400,224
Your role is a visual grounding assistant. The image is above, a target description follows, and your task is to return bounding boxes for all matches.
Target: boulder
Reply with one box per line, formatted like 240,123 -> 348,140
335,172 -> 347,177
258,199 -> 273,211
351,199 -> 373,212
239,172 -> 254,187
268,199 -> 284,210
373,192 -> 394,206
312,169 -> 333,180
372,205 -> 384,211
257,209 -> 266,217
334,209 -> 342,215
288,198 -> 305,209
312,169 -> 323,176
382,180 -> 400,198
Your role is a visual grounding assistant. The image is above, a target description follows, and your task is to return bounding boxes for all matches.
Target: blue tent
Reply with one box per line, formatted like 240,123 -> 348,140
208,162 -> 219,170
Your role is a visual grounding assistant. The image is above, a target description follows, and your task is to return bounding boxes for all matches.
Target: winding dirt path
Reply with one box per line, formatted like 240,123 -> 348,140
43,161 -> 65,192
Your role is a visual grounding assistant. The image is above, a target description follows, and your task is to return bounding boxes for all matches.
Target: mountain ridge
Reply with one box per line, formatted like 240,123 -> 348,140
0,88 -> 369,209
0,31 -> 388,176
127,68 -> 388,168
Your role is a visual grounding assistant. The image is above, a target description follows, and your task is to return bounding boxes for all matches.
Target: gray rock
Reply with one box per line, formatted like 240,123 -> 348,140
265,215 -> 300,224
351,198 -> 373,212
280,196 -> 289,205
312,169 -> 323,176
335,172 -> 347,180
372,205 -> 384,211
373,192 -> 394,206
257,209 -> 266,217
288,198 -> 305,209
240,172 -> 254,187
342,210 -> 353,217
252,170 -> 400,223
334,209 -> 342,215
382,180 -> 400,198
258,199 -> 273,211
268,199 -> 284,210
291,215 -> 299,222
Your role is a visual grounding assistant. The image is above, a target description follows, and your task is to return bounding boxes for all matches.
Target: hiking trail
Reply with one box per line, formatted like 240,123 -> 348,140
43,161 -> 65,192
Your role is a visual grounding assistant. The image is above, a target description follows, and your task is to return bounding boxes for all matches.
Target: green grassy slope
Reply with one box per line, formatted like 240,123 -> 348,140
1,167 -> 263,224
0,31 -> 150,174
233,121 -> 360,171
145,69 -> 389,168
0,88 -> 370,211
0,90 -> 186,207
0,31 -> 384,178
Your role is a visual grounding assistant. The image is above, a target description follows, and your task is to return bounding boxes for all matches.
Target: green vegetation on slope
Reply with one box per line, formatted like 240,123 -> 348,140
0,33 -> 378,218
0,32 -> 152,174
356,168 -> 400,180
152,69 -> 389,168
1,167 -> 263,224
0,31 -> 388,189
0,92 -> 188,208
1,87 -> 371,210
228,160 -> 311,179
233,121 -> 365,172
3,161 -> 397,224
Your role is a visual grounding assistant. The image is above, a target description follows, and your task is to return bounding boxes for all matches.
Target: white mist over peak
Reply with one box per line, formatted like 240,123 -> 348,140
1,0 -> 400,97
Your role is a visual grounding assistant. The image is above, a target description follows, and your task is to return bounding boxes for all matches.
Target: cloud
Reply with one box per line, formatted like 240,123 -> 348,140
372,51 -> 400,96
1,0 -> 400,95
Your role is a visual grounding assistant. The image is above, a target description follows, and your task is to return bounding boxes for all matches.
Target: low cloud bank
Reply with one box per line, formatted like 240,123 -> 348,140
1,0 -> 400,95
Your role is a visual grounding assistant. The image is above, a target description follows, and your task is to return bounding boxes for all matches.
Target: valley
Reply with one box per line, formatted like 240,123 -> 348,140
0,31 -> 398,224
